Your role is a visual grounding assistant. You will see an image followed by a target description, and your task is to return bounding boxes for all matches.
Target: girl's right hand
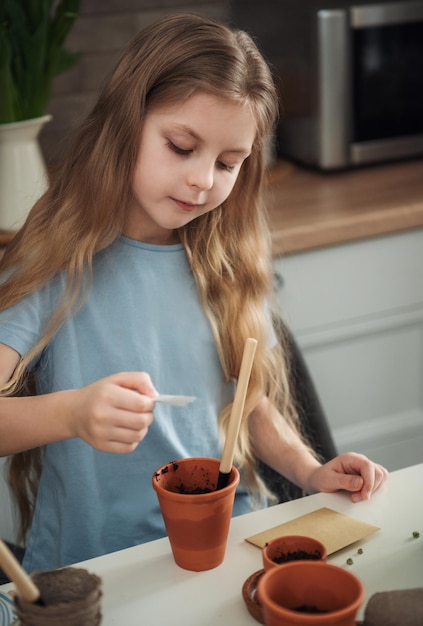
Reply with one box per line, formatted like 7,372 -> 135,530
68,372 -> 158,454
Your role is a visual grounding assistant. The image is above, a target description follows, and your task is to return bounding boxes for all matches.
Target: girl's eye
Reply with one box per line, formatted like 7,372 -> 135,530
167,140 -> 236,173
167,141 -> 192,156
217,161 -> 235,173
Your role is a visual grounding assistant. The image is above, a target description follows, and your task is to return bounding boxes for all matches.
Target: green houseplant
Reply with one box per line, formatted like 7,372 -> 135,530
0,0 -> 82,231
0,0 -> 82,123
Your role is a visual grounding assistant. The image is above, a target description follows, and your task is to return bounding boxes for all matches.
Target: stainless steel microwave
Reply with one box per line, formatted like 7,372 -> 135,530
231,1 -> 423,170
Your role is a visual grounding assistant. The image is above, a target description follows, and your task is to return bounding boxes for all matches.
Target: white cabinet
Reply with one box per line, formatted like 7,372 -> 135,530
273,228 -> 423,471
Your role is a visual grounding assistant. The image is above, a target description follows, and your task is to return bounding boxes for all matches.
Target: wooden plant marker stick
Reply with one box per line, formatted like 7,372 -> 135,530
216,338 -> 257,490
0,539 -> 44,605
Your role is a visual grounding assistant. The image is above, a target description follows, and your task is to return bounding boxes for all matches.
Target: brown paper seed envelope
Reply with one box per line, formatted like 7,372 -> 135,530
245,507 -> 380,555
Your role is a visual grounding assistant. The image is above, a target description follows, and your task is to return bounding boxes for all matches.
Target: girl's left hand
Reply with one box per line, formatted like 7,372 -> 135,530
306,452 -> 389,502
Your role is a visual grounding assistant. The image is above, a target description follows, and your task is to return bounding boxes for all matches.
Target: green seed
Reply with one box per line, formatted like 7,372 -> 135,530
346,558 -> 353,565
412,531 -> 420,539
357,548 -> 363,554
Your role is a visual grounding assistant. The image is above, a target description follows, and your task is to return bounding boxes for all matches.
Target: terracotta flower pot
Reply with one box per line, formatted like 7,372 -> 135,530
258,561 -> 364,626
262,535 -> 327,571
152,457 -> 240,571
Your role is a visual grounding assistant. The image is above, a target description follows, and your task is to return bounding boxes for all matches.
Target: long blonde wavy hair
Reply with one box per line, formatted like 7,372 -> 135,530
0,13 -> 304,542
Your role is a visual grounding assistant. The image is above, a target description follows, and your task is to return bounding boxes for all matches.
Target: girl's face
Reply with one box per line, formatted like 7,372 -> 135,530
125,91 -> 257,244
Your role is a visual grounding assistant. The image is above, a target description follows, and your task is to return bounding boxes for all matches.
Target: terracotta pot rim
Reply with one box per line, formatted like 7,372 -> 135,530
152,457 -> 240,501
265,534 -> 326,545
259,561 -> 364,621
263,535 -> 328,570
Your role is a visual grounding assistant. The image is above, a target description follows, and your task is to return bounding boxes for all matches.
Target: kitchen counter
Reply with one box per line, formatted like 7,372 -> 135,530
265,157 -> 423,256
1,158 -> 422,257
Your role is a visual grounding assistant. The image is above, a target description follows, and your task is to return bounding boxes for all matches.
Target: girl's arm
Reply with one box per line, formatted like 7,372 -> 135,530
0,344 -> 157,457
249,396 -> 388,503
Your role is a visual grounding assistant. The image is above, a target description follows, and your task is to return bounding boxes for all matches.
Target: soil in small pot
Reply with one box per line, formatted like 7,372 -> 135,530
294,604 -> 329,613
175,485 -> 213,494
271,549 -> 322,564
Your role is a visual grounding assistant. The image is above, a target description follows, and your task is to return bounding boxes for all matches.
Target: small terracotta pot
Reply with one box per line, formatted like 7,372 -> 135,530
152,457 -> 240,571
262,535 -> 327,571
258,561 -> 364,626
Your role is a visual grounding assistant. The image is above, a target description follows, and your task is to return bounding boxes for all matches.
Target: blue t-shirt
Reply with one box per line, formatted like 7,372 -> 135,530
0,236 -> 259,571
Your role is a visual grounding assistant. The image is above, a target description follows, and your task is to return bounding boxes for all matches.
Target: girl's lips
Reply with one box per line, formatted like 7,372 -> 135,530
171,198 -> 199,212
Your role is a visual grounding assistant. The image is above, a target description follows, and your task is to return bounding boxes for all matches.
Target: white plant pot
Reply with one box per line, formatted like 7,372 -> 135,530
0,114 -> 52,231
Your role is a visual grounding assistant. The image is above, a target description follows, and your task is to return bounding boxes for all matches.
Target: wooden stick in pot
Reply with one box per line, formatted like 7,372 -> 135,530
216,337 -> 257,490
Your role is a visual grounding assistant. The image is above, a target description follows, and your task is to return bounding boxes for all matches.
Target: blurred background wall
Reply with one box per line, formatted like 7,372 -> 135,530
41,0 -> 231,163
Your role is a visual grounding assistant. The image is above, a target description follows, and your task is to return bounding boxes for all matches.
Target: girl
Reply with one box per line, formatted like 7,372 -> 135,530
0,13 -> 387,572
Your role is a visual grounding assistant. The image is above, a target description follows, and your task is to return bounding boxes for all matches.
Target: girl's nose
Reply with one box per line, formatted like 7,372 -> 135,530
187,160 -> 214,190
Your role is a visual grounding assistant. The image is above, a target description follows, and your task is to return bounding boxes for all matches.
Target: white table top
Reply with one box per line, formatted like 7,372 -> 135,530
2,463 -> 422,624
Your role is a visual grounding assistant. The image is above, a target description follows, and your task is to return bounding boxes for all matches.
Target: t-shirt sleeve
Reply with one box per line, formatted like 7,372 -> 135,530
0,281 -> 59,358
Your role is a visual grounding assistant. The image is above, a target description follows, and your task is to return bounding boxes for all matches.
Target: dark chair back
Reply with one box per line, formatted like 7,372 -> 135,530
258,317 -> 337,503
